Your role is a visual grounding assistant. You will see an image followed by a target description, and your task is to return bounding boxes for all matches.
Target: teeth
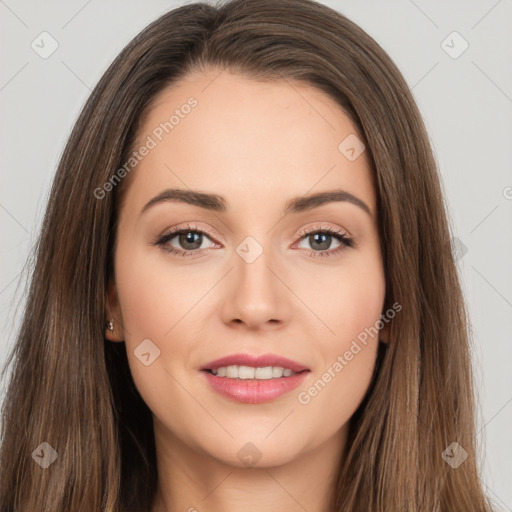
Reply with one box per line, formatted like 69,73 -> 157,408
226,365 -> 238,378
256,367 -> 273,379
210,365 -> 298,379
238,366 -> 254,379
272,366 -> 283,378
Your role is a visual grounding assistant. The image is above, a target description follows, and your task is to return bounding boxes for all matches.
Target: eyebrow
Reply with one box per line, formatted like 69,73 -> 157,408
140,188 -> 372,217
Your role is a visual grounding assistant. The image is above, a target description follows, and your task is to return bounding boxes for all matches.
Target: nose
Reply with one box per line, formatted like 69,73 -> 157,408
221,244 -> 290,331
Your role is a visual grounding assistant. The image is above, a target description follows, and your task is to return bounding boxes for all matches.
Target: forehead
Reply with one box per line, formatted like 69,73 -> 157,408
122,68 -> 376,219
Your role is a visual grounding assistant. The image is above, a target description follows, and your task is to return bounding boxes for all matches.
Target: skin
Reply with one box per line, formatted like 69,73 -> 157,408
106,68 -> 388,512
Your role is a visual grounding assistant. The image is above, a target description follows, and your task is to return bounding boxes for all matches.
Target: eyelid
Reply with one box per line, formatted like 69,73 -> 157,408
296,223 -> 352,239
158,222 -> 220,243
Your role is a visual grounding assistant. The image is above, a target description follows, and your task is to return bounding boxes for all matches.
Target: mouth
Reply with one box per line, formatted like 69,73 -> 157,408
200,354 -> 311,404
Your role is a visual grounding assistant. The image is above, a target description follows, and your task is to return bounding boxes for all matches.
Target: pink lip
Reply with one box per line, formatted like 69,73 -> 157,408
201,370 -> 310,404
199,353 -> 310,404
200,353 -> 309,373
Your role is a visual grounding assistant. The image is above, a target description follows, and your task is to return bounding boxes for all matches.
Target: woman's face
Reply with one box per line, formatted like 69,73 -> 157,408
107,68 -> 387,468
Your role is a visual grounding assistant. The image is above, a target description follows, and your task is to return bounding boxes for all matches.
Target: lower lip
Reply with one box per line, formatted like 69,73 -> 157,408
202,370 -> 310,404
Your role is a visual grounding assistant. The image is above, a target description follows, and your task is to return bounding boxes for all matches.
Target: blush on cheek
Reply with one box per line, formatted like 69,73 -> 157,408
115,255 -> 174,336
332,293 -> 385,349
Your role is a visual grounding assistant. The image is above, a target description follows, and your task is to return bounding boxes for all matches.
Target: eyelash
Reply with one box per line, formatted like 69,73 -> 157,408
152,223 -> 355,259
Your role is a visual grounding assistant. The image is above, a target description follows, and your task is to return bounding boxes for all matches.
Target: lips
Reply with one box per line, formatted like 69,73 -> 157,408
199,353 -> 311,404
200,353 -> 310,373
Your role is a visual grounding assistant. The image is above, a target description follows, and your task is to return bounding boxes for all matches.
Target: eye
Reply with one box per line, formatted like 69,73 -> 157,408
294,225 -> 354,259
152,223 -> 218,258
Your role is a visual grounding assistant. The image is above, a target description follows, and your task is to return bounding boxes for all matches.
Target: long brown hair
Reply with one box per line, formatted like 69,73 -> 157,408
0,0 -> 494,510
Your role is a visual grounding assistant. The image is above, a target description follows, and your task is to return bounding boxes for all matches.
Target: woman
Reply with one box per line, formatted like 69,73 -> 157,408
0,0 -> 494,510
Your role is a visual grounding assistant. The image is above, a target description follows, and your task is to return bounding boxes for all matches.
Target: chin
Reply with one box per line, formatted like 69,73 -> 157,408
204,434 -> 306,469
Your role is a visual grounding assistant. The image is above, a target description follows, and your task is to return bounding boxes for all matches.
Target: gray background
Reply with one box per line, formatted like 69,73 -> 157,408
1,0 -> 511,509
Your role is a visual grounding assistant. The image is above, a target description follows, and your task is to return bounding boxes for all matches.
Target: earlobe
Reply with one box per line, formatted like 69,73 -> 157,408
104,317 -> 124,342
379,319 -> 390,344
105,281 -> 125,342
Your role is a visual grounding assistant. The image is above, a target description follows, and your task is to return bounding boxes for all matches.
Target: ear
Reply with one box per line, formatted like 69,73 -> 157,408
105,279 -> 125,342
379,318 -> 390,344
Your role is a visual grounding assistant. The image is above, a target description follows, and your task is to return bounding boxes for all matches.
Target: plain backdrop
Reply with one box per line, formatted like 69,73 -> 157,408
1,0 -> 511,509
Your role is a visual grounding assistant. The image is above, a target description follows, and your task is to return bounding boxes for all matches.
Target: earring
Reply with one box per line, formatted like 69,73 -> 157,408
107,320 -> 114,332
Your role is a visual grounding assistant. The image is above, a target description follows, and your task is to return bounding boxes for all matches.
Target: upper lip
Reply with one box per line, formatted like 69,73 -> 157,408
200,353 -> 310,373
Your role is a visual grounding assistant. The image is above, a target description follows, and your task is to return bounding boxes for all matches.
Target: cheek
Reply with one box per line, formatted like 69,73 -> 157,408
325,269 -> 385,347
114,243 -> 205,341
112,243 -> 193,398
291,255 -> 385,437
298,249 -> 386,354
